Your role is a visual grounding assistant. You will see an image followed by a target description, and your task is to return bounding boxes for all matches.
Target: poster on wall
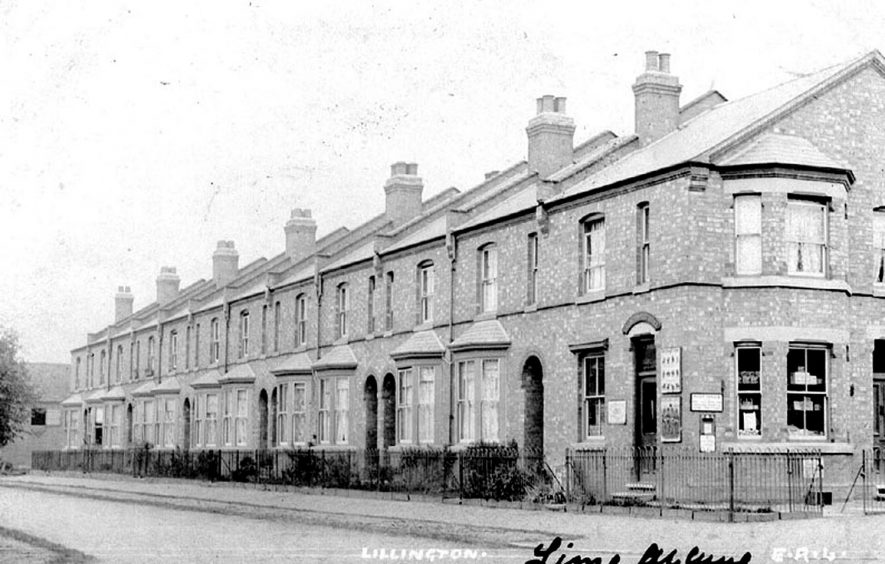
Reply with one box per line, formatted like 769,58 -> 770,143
661,396 -> 682,442
660,347 -> 682,394
607,400 -> 627,425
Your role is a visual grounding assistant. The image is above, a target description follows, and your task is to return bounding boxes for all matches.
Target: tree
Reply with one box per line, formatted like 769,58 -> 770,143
0,328 -> 36,448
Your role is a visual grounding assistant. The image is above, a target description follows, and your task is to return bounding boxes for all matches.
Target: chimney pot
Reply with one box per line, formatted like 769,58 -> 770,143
633,50 -> 682,146
526,95 -> 575,179
114,285 -> 134,322
212,241 -> 239,287
384,161 -> 424,226
285,208 -> 317,263
156,267 -> 181,305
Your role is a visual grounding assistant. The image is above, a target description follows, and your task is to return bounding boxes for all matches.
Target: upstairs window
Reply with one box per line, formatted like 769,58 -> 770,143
418,263 -> 434,324
787,344 -> 828,438
194,324 -> 200,368
261,304 -> 268,355
210,318 -> 220,364
367,277 -> 376,334
385,272 -> 395,331
238,311 -> 250,359
736,344 -> 762,437
295,295 -> 307,346
134,341 -> 141,379
185,326 -> 191,370
100,350 -> 106,385
116,345 -> 123,383
479,244 -> 498,313
583,217 -> 605,292
337,284 -> 349,339
786,198 -> 827,276
169,330 -> 178,370
734,195 -> 762,275
875,211 -> 885,284
527,233 -> 538,305
75,357 -> 81,389
636,203 -> 650,285
147,338 -> 155,374
273,301 -> 281,352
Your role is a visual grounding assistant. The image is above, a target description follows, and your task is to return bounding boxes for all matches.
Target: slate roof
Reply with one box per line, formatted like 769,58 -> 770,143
450,320 -> 511,351
191,370 -> 223,389
269,353 -> 314,375
218,363 -> 257,384
153,376 -> 181,395
716,133 -> 845,169
61,393 -> 84,407
103,385 -> 127,401
131,381 -> 157,397
84,389 -> 106,403
390,330 -> 446,360
555,52 -> 876,201
312,345 -> 358,371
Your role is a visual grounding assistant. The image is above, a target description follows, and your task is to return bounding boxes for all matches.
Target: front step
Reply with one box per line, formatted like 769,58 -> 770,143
625,482 -> 655,492
610,491 -> 655,504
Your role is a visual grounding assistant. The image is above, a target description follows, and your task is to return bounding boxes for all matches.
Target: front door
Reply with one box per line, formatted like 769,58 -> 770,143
874,377 -> 885,473
634,338 -> 657,479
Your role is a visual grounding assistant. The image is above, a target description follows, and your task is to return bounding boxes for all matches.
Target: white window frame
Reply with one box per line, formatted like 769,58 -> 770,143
318,379 -> 331,444
205,392 -> 218,447
235,389 -> 248,446
292,382 -> 307,445
480,245 -> 498,313
419,265 -> 434,324
277,383 -> 288,446
418,366 -> 435,444
239,311 -> 250,359
479,359 -> 499,442
169,330 -> 178,371
211,318 -> 220,364
397,368 -> 414,444
527,233 -> 539,305
335,379 -> 349,444
875,211 -> 885,284
786,344 -> 828,438
786,198 -> 828,277
736,344 -> 762,438
583,354 -> 605,439
583,217 -> 606,292
337,285 -> 349,339
457,361 -> 476,443
296,295 -> 307,347
734,194 -> 762,276
637,203 -> 650,285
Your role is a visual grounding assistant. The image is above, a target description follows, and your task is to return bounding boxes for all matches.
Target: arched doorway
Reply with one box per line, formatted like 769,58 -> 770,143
522,356 -> 544,458
381,373 -> 396,448
270,387 -> 278,447
258,389 -> 269,450
126,403 -> 134,446
364,376 -> 378,451
182,398 -> 191,451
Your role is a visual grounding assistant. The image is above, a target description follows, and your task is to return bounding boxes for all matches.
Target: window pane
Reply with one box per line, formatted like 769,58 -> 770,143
734,196 -> 761,235
736,236 -> 762,275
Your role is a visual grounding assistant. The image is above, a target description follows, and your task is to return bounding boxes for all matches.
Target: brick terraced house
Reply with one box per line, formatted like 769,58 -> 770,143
62,50 -> 885,496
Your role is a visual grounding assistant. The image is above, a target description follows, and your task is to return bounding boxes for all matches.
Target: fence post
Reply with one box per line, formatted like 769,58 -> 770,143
602,450 -> 607,504
862,449 -> 867,515
458,451 -> 464,500
817,453 -> 824,514
658,448 -> 664,516
728,450 -> 735,522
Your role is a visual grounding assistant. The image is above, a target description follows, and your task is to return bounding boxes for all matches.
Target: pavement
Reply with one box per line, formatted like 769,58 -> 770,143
1,472 -> 885,563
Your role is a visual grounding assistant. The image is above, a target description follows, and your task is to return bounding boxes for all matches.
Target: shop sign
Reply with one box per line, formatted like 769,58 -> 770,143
661,396 -> 682,443
690,393 -> 723,413
660,347 -> 681,394
607,400 -> 627,425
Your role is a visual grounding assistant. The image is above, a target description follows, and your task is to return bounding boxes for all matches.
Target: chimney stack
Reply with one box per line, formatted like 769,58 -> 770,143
156,268 -> 180,305
633,50 -> 682,146
526,95 -> 575,179
384,162 -> 423,226
213,241 -> 239,287
114,286 -> 134,322
285,208 -> 317,263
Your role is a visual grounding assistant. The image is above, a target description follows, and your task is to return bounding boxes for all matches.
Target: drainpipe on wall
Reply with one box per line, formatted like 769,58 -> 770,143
157,322 -> 163,384
223,303 -> 230,374
447,234 -> 457,446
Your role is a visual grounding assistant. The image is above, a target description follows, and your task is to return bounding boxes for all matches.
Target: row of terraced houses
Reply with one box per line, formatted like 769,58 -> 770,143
61,50 -> 885,493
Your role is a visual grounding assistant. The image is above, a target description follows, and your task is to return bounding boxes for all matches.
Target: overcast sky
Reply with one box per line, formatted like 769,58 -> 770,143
2,0 -> 884,363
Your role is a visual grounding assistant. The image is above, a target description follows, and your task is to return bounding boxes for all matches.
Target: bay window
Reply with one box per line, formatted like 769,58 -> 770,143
736,344 -> 762,437
734,195 -> 762,275
397,368 -> 414,444
292,383 -> 307,444
786,198 -> 827,276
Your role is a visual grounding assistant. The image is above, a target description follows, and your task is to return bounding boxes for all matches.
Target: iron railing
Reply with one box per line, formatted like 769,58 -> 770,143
32,445 -> 550,502
566,447 -> 825,515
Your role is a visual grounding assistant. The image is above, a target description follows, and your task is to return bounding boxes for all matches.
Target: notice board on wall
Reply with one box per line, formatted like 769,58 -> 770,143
660,347 -> 682,394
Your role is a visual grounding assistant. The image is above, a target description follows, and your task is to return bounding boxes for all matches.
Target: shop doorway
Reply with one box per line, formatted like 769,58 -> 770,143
873,341 -> 885,472
634,336 -> 657,480
364,375 -> 378,451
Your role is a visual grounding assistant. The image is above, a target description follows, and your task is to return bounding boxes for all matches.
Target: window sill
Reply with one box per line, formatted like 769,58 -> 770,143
570,439 -> 606,451
576,290 -> 605,305
722,441 -> 853,454
311,444 -> 357,452
523,303 -> 538,313
383,330 -> 394,338
413,322 -> 433,332
365,333 -> 375,341
873,284 -> 885,298
722,276 -> 850,293
448,440 -> 500,452
474,312 -> 497,322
